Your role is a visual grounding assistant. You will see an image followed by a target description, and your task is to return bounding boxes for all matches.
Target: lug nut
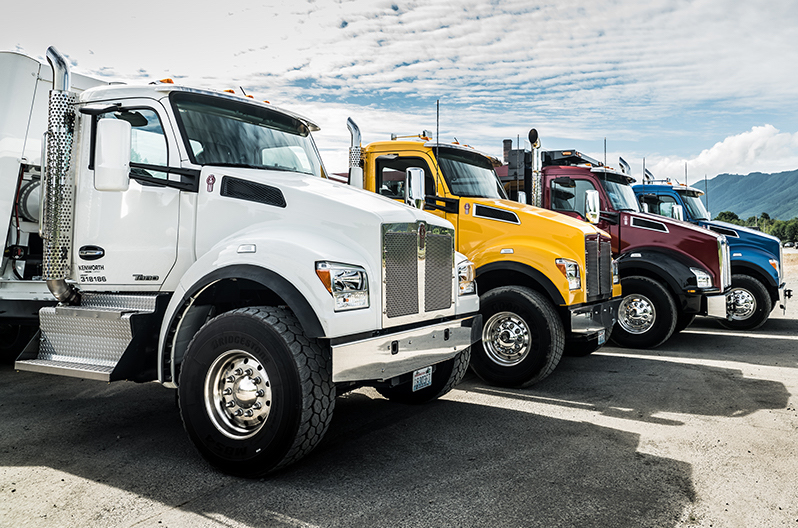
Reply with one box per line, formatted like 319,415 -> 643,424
245,410 -> 254,417
245,368 -> 253,376
234,409 -> 243,417
253,402 -> 262,409
226,376 -> 235,383
253,377 -> 262,385
256,389 -> 265,397
234,368 -> 243,375
226,401 -> 235,408
223,388 -> 232,395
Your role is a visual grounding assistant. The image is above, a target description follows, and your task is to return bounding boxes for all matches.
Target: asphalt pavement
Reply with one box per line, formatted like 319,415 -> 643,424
2,252 -> 797,527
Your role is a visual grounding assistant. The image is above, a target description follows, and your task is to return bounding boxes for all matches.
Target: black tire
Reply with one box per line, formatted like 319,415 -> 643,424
564,327 -> 612,357
0,323 -> 35,364
470,286 -> 564,388
178,306 -> 334,478
611,276 -> 677,349
673,311 -> 696,334
719,274 -> 772,331
376,348 -> 471,404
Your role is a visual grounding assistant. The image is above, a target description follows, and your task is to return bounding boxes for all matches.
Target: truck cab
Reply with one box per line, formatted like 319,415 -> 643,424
347,120 -> 621,388
633,181 -> 790,329
498,145 -> 732,349
0,48 -> 481,476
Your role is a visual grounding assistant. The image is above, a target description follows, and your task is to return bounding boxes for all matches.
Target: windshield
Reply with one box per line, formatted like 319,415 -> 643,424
437,148 -> 506,199
170,92 -> 325,177
600,175 -> 640,212
678,191 -> 710,220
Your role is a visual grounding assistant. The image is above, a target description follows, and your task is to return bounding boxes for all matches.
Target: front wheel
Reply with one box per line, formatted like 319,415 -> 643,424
611,276 -> 677,349
719,274 -> 772,331
376,348 -> 471,404
470,286 -> 564,388
178,307 -> 334,478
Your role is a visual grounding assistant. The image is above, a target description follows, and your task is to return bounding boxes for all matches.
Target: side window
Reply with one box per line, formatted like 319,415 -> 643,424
375,156 -> 436,200
551,179 -> 597,218
654,195 -> 678,217
100,108 -> 168,180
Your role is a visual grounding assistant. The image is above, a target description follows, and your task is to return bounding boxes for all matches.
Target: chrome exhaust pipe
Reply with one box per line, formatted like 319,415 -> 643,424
346,117 -> 364,189
42,46 -> 80,304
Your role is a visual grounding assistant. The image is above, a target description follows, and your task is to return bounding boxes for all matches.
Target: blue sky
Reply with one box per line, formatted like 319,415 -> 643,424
5,0 -> 798,180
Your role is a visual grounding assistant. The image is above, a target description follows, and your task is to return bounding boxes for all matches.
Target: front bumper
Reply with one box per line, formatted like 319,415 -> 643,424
780,283 -> 792,311
331,314 -> 482,383
569,298 -> 621,336
705,292 -> 728,319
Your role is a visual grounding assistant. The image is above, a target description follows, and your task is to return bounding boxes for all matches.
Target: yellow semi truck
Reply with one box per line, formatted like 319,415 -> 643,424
345,119 -> 621,387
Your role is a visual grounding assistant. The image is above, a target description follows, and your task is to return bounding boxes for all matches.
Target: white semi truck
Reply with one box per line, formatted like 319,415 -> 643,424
0,48 -> 481,477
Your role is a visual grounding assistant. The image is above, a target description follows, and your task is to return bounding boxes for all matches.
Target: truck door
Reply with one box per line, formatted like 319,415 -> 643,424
72,101 -> 180,289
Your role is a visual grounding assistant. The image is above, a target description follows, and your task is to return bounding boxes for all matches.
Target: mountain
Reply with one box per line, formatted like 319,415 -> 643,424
694,169 -> 798,221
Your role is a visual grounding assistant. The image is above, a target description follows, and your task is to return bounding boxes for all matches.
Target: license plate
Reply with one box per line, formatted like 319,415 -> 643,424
597,329 -> 606,346
412,366 -> 433,392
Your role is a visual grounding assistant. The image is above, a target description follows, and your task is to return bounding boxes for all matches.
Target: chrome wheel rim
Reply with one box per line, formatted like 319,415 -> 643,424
482,311 -> 531,366
618,293 -> 656,334
727,287 -> 756,320
204,350 -> 272,440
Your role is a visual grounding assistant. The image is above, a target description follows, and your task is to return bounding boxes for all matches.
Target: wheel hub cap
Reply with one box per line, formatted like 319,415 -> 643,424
482,311 -> 531,366
204,350 -> 272,440
728,288 -> 756,320
618,294 -> 656,334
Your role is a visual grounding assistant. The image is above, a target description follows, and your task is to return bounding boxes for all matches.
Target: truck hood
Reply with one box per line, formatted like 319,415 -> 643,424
702,220 -> 781,254
471,198 -> 610,238
220,167 -> 452,229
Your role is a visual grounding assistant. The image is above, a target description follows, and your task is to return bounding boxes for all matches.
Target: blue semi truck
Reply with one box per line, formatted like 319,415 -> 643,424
633,181 -> 791,330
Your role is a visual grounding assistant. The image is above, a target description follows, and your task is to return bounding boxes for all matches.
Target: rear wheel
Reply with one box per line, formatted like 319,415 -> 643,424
376,348 -> 471,404
470,286 -> 564,388
178,307 -> 334,477
719,274 -> 772,331
611,276 -> 677,349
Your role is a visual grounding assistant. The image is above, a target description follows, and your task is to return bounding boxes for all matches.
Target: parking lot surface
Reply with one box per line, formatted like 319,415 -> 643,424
2,250 -> 797,527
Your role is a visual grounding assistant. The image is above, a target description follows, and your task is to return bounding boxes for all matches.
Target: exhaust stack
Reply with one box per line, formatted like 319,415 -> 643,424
347,117 -> 364,189
42,46 -> 80,304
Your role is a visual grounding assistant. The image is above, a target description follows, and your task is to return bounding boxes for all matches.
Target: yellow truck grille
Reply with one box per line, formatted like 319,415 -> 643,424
585,235 -> 613,300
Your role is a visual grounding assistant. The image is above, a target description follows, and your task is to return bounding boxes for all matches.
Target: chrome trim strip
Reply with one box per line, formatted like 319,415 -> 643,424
331,315 -> 481,382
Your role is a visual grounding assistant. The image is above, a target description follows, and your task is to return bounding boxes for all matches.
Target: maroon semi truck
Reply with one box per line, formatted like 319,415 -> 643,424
498,140 -> 731,349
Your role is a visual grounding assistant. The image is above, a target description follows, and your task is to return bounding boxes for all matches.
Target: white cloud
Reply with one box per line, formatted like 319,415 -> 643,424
646,126 -> 798,181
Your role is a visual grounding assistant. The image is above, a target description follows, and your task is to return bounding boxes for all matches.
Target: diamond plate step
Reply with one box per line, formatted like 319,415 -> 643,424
15,295 -> 162,382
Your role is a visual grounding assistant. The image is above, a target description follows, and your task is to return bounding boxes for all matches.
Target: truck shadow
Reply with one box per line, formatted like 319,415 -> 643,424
633,316 -> 798,369
0,365 -> 694,528
470,348 -> 790,427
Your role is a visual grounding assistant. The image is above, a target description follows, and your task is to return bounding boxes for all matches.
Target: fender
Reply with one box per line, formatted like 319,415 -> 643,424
158,263 -> 324,385
616,248 -> 710,296
476,261 -> 566,306
728,247 -> 780,290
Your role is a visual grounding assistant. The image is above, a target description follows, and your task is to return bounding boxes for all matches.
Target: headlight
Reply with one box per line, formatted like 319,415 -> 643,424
689,267 -> 713,289
315,261 -> 369,311
457,259 -> 477,296
612,259 -> 620,285
555,258 -> 581,290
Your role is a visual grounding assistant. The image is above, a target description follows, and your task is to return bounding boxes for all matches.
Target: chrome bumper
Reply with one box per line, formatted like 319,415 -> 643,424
331,314 -> 482,383
570,298 -> 620,335
706,292 -> 728,319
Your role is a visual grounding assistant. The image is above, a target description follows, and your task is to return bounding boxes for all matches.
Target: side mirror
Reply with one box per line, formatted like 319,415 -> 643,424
671,204 -> 685,221
641,202 -> 650,213
94,119 -> 131,192
585,190 -> 600,224
405,167 -> 425,209
517,191 -> 527,204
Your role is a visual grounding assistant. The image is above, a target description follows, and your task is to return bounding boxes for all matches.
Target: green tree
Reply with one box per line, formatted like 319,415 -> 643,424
715,211 -> 741,224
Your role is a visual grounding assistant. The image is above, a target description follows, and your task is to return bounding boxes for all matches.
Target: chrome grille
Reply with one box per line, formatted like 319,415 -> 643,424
384,232 -> 419,318
425,234 -> 453,312
719,237 -> 732,290
383,222 -> 454,324
585,235 -> 613,299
